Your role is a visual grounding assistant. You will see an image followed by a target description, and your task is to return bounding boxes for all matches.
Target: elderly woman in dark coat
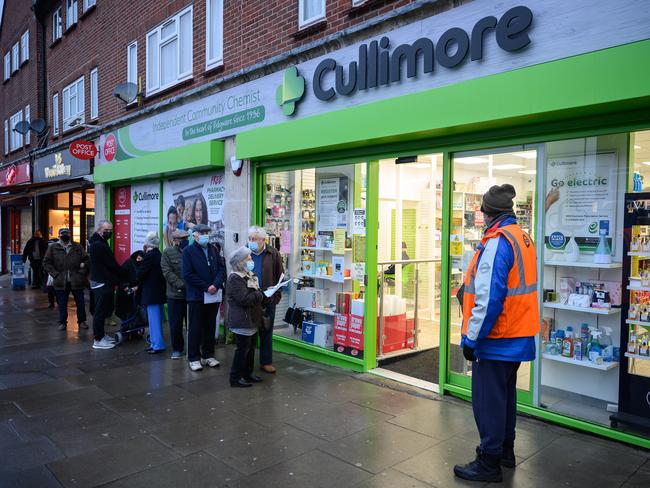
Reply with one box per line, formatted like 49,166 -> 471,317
137,232 -> 167,354
227,246 -> 266,387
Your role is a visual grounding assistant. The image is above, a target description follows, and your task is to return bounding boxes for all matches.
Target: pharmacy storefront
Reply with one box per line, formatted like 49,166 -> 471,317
99,0 -> 650,447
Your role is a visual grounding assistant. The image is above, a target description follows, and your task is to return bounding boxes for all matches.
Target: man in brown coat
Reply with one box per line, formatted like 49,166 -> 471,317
44,228 -> 90,331
248,225 -> 284,374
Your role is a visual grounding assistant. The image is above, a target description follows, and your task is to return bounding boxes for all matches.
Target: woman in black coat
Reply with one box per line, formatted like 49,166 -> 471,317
137,232 -> 167,354
115,250 -> 144,321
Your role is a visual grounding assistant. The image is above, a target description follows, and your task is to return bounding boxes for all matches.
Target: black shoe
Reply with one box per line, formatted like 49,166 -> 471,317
144,347 -> 154,352
230,378 -> 252,388
147,349 -> 165,355
244,374 -> 263,383
501,443 -> 516,468
57,323 -> 67,331
48,303 -> 55,309
454,449 -> 503,483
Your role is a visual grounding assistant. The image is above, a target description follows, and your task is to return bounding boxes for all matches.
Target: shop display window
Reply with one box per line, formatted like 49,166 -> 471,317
631,130 -> 650,190
264,163 -> 367,358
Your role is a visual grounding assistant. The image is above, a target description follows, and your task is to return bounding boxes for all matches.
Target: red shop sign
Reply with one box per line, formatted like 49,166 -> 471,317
69,140 -> 98,160
104,134 -> 116,162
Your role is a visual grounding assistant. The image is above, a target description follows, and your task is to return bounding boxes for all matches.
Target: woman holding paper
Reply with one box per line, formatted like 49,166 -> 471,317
226,246 -> 267,387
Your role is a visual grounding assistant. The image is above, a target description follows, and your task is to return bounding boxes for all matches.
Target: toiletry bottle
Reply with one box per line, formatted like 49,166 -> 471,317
601,326 -> 613,362
574,339 -> 583,361
580,323 -> 590,344
562,327 -> 574,358
594,221 -> 612,264
588,328 -> 603,363
555,329 -> 565,352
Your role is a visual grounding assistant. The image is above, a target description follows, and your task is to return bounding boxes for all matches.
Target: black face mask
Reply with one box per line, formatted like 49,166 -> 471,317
60,235 -> 71,243
102,231 -> 113,240
179,239 -> 189,250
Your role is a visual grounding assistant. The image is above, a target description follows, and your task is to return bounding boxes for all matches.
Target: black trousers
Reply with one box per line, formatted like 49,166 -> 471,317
259,303 -> 276,366
187,301 -> 218,362
92,286 -> 115,341
30,259 -> 43,288
56,283 -> 86,325
471,359 -> 520,456
167,298 -> 187,353
230,332 -> 257,383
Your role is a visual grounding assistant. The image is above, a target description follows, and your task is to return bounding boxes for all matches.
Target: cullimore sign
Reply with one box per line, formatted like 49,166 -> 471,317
95,0 -> 650,164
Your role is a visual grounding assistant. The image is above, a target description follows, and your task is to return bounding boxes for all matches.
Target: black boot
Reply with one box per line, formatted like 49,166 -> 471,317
454,449 -> 503,483
501,441 -> 516,468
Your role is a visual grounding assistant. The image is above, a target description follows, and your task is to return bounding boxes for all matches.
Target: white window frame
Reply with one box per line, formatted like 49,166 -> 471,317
62,76 -> 85,132
127,41 -> 138,104
145,5 -> 193,96
205,0 -> 223,70
52,93 -> 60,136
84,0 -> 97,10
10,110 -> 23,151
298,0 -> 326,29
24,105 -> 30,145
3,53 -> 9,81
3,121 -> 8,155
66,0 -> 78,30
11,43 -> 19,73
90,68 -> 98,119
53,8 -> 63,42
20,31 -> 29,64
352,0 -> 367,6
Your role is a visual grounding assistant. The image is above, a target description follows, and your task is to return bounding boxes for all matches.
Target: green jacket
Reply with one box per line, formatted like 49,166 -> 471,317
161,245 -> 185,299
43,242 -> 89,290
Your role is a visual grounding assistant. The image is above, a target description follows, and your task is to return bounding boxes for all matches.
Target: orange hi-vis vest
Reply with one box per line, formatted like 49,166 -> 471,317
462,224 -> 540,340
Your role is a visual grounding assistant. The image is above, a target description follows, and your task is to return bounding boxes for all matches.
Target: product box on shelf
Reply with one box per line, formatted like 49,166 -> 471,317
348,314 -> 365,359
351,299 -> 365,316
601,281 -> 622,306
301,321 -> 316,344
314,323 -> 333,348
296,288 -> 323,309
333,314 -> 350,354
558,277 -> 576,304
377,314 -> 416,354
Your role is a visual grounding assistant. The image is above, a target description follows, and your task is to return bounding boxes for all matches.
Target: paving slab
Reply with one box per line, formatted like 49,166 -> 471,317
0,436 -> 65,472
0,465 -> 63,488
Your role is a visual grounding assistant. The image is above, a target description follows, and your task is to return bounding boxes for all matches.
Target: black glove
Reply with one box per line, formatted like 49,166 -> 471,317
463,344 -> 476,362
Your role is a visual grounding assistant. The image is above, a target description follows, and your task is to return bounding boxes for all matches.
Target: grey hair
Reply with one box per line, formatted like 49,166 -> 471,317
229,246 -> 252,272
145,231 -> 160,248
248,225 -> 267,239
96,220 -> 112,231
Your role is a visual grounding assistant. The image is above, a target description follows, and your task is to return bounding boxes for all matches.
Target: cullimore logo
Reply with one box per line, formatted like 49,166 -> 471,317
133,191 -> 159,203
276,67 -> 305,116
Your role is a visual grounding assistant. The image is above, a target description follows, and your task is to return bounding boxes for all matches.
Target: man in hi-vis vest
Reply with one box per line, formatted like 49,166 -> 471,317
454,184 -> 539,483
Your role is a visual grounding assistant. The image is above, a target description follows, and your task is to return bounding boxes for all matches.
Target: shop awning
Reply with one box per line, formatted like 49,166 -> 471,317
0,179 -> 93,204
94,140 -> 225,184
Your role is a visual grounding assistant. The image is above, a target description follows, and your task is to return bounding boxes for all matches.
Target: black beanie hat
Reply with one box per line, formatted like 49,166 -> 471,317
481,184 -> 516,216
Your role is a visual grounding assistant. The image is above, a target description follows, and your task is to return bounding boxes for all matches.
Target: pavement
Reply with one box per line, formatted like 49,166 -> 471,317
0,279 -> 648,488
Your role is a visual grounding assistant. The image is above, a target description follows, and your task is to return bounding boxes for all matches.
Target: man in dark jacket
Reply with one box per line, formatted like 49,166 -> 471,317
247,225 -> 284,374
161,229 -> 189,359
43,228 -> 89,331
89,220 -> 121,350
22,230 -> 48,289
182,224 -> 226,371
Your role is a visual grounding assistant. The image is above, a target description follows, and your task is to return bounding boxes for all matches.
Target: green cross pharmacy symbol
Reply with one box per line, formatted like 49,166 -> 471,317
133,192 -> 139,203
276,67 -> 305,116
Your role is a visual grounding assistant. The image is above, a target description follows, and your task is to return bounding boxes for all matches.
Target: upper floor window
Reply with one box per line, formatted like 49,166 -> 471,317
146,5 -> 193,96
3,53 -> 9,81
20,31 -> 29,64
62,76 -> 85,131
52,93 -> 60,136
84,0 -> 97,10
53,8 -> 63,42
352,0 -> 366,6
10,110 -> 23,151
206,0 -> 223,70
24,105 -> 30,145
11,43 -> 19,72
67,0 -> 78,30
3,121 -> 8,155
90,68 -> 98,119
299,0 -> 326,28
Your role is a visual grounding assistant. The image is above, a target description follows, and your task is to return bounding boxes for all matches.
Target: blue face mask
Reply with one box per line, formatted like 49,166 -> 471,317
198,235 -> 210,247
246,260 -> 255,272
247,240 -> 259,252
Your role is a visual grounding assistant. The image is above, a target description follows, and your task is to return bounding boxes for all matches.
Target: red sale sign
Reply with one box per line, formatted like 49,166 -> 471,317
69,140 -> 98,160
113,186 -> 131,264
104,134 -> 117,162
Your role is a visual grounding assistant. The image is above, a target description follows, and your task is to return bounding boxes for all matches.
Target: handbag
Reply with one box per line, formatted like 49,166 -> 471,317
284,306 -> 304,332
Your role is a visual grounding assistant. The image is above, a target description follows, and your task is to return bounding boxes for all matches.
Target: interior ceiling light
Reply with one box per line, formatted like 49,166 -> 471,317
410,163 -> 431,169
518,170 -> 537,175
511,151 -> 537,159
641,161 -> 650,166
493,164 -> 526,170
634,145 -> 641,149
454,156 -> 489,164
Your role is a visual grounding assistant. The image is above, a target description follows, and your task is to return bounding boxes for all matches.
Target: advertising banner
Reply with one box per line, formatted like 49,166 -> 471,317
317,177 -> 348,233
545,152 -> 618,252
113,186 -> 131,264
162,172 -> 225,248
33,150 -> 91,183
130,182 -> 161,253
0,161 -> 30,187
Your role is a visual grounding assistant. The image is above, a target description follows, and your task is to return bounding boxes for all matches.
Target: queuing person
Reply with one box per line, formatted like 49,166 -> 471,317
137,232 -> 166,354
115,250 -> 144,322
45,236 -> 59,309
227,246 -> 265,387
161,229 -> 189,359
182,224 -> 225,371
22,230 -> 48,289
89,220 -> 121,350
454,184 -> 539,483
247,225 -> 284,374
43,228 -> 89,331
163,206 -> 179,248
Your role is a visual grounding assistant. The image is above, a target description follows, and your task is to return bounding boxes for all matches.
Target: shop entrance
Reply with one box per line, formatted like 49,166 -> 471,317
376,154 -> 443,385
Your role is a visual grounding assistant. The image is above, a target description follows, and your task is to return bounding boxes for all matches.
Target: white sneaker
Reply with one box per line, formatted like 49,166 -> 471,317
93,337 -> 116,349
189,361 -> 203,371
104,334 -> 116,343
200,357 -> 220,368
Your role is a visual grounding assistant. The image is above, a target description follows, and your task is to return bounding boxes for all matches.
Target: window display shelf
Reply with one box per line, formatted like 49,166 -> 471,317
625,319 -> 650,328
627,252 -> 650,258
627,285 -> 650,292
300,246 -> 352,252
544,261 -> 622,269
624,352 -> 650,362
297,273 -> 351,283
543,302 -> 621,315
303,306 -> 337,317
542,353 -> 619,371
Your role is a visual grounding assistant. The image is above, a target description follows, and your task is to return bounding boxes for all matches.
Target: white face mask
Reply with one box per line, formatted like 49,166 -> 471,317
246,260 -> 255,272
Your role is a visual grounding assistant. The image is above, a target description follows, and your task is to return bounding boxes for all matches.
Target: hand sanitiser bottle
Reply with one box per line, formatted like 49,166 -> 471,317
601,326 -> 614,362
594,220 -> 612,264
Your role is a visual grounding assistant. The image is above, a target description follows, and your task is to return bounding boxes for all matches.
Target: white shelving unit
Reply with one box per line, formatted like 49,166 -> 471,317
542,353 -> 619,371
300,246 -> 352,252
627,285 -> 650,292
625,319 -> 650,328
544,261 -> 623,269
627,252 -> 650,258
304,306 -> 337,317
624,352 -> 650,361
297,273 -> 351,283
543,302 -> 621,315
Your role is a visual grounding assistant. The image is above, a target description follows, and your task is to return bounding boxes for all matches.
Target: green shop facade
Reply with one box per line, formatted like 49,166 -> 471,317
96,0 -> 650,448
